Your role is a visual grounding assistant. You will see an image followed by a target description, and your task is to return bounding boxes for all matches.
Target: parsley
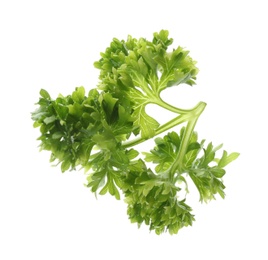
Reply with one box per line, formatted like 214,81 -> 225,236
31,30 -> 239,235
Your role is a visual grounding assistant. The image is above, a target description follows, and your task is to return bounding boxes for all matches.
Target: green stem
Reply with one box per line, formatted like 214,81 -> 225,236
122,114 -> 188,148
123,101 -> 206,149
122,136 -> 143,148
155,97 -> 196,114
168,101 -> 206,179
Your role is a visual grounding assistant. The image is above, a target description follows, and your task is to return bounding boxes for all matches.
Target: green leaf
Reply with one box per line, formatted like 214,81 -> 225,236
33,121 -> 41,128
31,108 -> 48,121
53,103 -> 69,120
210,168 -> 226,178
52,132 -> 62,139
72,86 -> 85,103
87,165 -> 121,200
101,92 -> 118,122
43,115 -> 56,124
143,131 -> 182,173
68,103 -> 83,118
87,169 -> 106,192
187,142 -> 235,202
218,151 -> 240,168
92,132 -> 116,151
133,105 -> 159,138
40,89 -> 51,99
108,179 -> 121,200
61,160 -> 71,172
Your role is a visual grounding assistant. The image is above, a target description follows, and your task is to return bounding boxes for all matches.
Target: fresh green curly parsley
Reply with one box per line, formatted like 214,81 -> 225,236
32,30 -> 239,235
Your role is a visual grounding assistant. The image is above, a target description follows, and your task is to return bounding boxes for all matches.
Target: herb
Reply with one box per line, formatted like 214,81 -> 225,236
31,30 -> 239,235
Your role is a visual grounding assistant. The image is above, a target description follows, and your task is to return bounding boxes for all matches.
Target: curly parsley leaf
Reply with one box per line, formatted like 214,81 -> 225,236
94,30 -> 198,138
122,162 -> 195,234
144,129 -> 239,203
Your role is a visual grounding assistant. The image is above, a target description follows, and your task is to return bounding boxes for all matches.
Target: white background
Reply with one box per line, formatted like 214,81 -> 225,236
1,0 -> 267,259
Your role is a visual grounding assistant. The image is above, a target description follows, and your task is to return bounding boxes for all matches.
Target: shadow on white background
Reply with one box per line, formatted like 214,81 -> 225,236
0,0 -> 267,259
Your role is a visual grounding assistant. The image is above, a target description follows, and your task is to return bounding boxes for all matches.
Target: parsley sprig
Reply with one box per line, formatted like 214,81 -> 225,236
32,30 -> 239,234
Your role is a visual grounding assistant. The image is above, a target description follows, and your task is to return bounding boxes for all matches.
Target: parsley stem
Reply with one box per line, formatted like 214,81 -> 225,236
156,97 -> 196,114
123,101 -> 206,149
169,101 -> 206,179
122,114 -> 187,148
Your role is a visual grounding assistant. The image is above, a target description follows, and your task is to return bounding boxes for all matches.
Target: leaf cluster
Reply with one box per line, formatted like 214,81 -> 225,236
32,86 -> 135,172
144,129 -> 239,202
94,30 -> 198,138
